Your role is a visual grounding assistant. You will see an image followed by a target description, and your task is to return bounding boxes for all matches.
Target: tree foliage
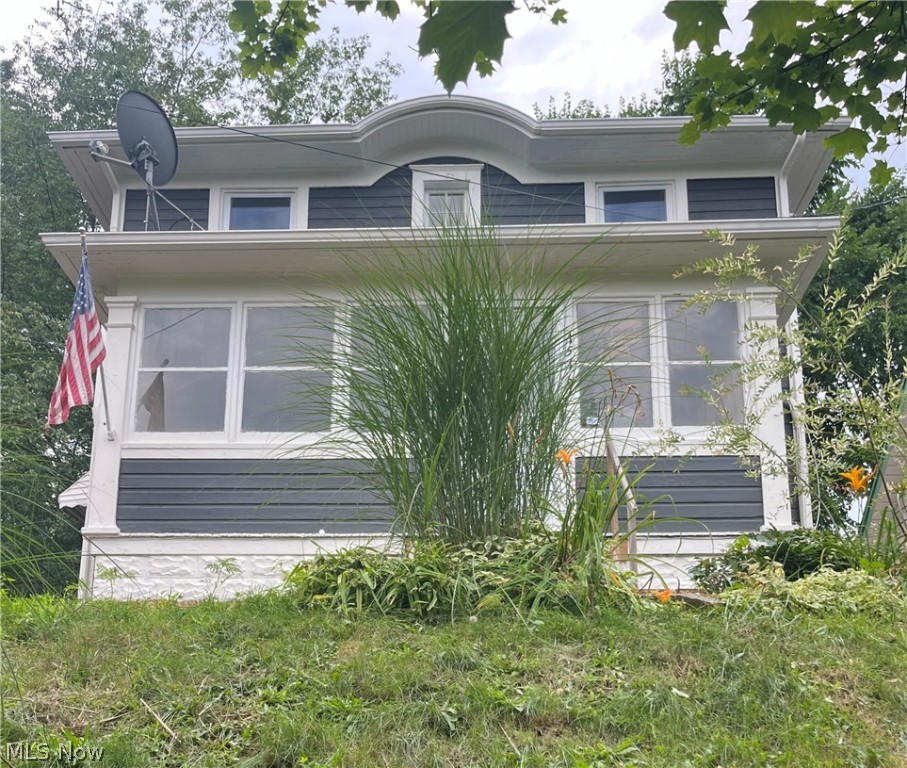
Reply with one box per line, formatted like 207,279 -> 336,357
664,0 -> 907,185
249,28 -> 401,124
229,0 -> 567,93
0,0 -> 400,592
533,52 -> 703,121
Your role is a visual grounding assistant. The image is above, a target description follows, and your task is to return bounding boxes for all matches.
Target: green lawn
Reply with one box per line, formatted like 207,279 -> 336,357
2,592 -> 906,767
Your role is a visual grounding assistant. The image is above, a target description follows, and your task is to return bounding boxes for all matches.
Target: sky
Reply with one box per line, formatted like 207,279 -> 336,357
2,0 -> 903,186
0,0 -> 751,115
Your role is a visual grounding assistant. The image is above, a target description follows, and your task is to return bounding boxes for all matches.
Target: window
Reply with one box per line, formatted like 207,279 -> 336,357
411,164 -> 483,227
577,301 -> 653,428
242,307 -> 335,433
599,186 -> 669,223
135,308 -> 231,432
425,183 -> 467,226
666,300 -> 743,425
228,196 -> 291,230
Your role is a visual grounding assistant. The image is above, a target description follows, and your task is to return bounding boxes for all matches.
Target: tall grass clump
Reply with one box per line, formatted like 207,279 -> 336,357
309,225 -> 613,544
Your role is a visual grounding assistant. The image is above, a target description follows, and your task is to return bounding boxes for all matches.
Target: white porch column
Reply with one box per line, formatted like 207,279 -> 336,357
82,296 -> 137,534
747,293 -> 794,529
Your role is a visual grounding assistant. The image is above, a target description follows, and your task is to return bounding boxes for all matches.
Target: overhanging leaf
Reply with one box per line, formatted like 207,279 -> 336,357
746,1 -> 816,47
664,0 -> 729,51
823,127 -> 871,160
417,1 -> 515,92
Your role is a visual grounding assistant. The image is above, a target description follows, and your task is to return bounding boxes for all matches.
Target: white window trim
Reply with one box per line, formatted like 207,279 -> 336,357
128,301 -> 335,446
596,181 -> 676,223
221,189 -> 298,231
410,164 -> 483,227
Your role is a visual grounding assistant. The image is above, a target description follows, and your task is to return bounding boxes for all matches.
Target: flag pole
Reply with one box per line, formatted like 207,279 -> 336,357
80,228 -> 116,441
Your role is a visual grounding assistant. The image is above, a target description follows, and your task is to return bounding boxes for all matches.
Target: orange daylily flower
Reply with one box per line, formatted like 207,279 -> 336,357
839,466 -> 875,494
555,448 -> 578,467
654,589 -> 673,604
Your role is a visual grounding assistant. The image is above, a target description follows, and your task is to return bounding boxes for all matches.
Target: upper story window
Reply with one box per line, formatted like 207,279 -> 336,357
599,184 -> 672,223
411,164 -> 483,227
425,183 -> 468,226
227,194 -> 292,230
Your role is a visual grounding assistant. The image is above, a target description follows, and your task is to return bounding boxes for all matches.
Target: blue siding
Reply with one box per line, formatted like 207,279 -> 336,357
307,157 -> 585,228
482,165 -> 585,225
117,459 -> 393,534
124,188 -> 209,231
307,167 -> 412,229
578,455 -> 764,533
687,177 -> 777,220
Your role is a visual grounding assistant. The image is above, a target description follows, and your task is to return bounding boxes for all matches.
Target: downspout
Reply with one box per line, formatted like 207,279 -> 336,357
779,134 -> 806,217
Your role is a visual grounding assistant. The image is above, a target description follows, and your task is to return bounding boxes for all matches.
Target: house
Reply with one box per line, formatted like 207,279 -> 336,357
44,96 -> 846,598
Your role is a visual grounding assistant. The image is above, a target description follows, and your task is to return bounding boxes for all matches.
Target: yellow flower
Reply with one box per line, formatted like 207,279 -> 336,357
839,466 -> 874,494
654,589 -> 673,604
555,448 -> 578,467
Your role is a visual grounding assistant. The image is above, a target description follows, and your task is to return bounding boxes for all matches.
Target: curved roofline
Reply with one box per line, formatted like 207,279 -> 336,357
353,95 -> 541,138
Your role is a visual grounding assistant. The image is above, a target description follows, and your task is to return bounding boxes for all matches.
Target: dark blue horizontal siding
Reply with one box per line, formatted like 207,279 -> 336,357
307,157 -> 585,228
307,167 -> 412,228
687,177 -> 777,220
117,459 -> 393,534
578,455 -> 763,533
482,165 -> 584,225
123,188 -> 209,231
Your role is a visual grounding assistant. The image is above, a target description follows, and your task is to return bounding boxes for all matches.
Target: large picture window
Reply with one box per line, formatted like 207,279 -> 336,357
666,300 -> 743,426
577,301 -> 653,428
135,308 -> 231,432
241,307 -> 334,433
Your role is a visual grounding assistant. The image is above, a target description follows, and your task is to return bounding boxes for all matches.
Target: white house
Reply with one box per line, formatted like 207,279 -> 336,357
43,96 -> 846,598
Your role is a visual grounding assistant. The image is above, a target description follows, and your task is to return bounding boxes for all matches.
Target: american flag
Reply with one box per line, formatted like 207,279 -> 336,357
46,250 -> 106,426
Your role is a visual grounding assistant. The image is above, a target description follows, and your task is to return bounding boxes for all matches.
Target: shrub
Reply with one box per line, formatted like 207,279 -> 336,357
724,564 -> 907,617
284,534 -> 639,617
691,528 -> 860,592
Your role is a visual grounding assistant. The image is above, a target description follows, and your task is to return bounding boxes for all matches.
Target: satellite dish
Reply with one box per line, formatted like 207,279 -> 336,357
88,91 -> 200,231
116,90 -> 179,186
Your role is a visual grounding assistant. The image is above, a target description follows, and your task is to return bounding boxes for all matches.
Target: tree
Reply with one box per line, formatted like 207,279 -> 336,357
244,28 -> 402,124
0,0 -> 401,592
664,0 -> 907,185
533,52 -> 703,121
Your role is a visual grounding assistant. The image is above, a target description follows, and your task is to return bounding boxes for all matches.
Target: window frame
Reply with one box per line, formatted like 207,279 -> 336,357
575,294 -> 745,434
575,299 -> 655,430
221,190 -> 297,231
596,182 -> 675,224
410,164 -> 483,227
664,299 -> 744,427
130,302 -> 236,441
238,303 -> 337,439
127,301 -> 338,446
